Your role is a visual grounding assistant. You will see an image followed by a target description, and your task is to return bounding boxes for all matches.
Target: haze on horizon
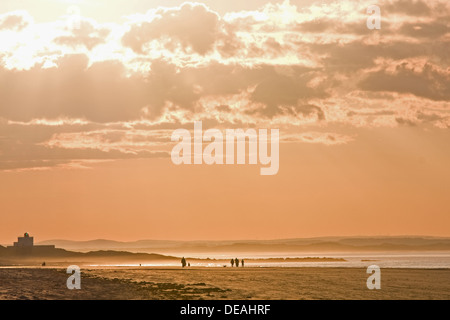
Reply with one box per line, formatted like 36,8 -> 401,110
0,0 -> 449,243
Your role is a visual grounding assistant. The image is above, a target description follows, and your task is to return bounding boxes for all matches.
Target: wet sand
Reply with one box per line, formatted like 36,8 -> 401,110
1,267 -> 449,300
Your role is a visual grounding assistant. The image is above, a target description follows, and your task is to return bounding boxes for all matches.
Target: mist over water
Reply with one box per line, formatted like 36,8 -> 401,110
86,253 -> 450,269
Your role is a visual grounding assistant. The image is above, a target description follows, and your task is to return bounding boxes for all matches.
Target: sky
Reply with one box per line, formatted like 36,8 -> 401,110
0,0 -> 449,243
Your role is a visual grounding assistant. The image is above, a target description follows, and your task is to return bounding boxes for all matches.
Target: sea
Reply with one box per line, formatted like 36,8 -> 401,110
87,252 -> 450,269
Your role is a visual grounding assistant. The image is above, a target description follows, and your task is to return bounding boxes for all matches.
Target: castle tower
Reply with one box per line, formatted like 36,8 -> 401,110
13,232 -> 34,247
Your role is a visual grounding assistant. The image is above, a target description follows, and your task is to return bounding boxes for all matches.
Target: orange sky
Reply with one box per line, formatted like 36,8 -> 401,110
1,126 -> 449,243
1,0 -> 449,242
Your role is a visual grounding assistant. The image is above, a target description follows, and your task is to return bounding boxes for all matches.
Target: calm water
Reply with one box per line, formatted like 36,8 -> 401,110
88,253 -> 450,269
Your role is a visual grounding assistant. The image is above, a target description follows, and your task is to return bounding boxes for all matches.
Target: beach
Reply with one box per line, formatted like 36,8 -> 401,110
1,267 -> 449,300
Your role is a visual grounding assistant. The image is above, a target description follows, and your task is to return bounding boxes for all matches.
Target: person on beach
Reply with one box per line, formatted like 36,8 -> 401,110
241,259 -> 244,267
230,259 -> 235,267
181,257 -> 187,268
235,258 -> 239,267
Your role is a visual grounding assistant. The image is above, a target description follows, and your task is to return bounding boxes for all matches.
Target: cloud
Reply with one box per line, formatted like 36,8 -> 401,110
310,41 -> 432,72
122,3 -> 227,55
0,51 -> 325,125
54,19 -> 111,50
359,62 -> 450,101
1,1 -> 450,171
0,120 -> 169,171
0,11 -> 30,31
282,132 -> 355,146
399,20 -> 450,39
385,0 -> 432,16
0,54 -> 151,122
395,110 -> 450,128
248,67 -> 328,117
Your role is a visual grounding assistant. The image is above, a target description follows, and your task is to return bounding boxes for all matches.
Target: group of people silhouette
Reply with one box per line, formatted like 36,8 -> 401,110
180,257 -> 245,267
230,258 -> 244,267
181,257 -> 190,268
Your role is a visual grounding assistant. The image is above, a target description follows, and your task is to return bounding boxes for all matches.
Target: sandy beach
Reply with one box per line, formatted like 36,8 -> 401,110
1,267 -> 449,300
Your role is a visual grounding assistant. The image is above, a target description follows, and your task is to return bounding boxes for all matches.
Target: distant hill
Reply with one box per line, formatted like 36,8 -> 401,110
0,246 -> 346,264
36,236 -> 450,254
0,246 -> 179,262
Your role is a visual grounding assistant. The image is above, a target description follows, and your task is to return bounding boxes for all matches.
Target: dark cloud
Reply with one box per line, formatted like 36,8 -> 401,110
399,20 -> 450,39
359,63 -> 450,101
310,40 -> 444,72
0,52 -> 324,123
347,110 -> 396,117
0,121 -> 169,171
297,19 -> 334,33
0,54 -> 152,122
294,104 -> 325,121
250,71 -> 326,117
0,147 -> 168,171
416,111 -> 446,122
144,61 -> 324,119
396,117 -> 417,126
122,3 -> 227,55
385,0 -> 431,16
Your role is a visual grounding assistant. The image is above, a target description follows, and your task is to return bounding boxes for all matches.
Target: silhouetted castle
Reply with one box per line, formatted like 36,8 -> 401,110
6,233 -> 55,254
11,232 -> 34,247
